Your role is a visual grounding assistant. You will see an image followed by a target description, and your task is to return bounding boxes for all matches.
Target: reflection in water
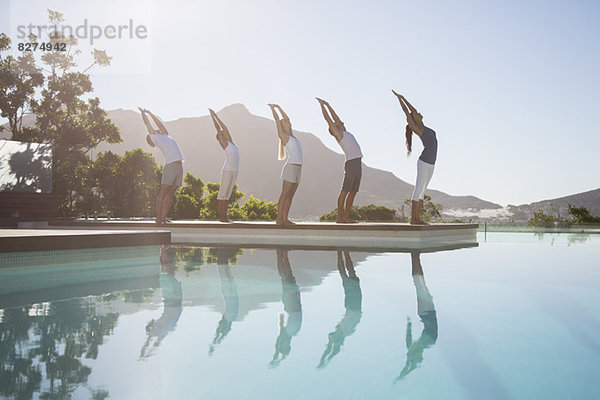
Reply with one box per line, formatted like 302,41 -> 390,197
140,245 -> 183,359
270,249 -> 303,367
209,248 -> 240,355
396,252 -> 438,382
318,251 -> 363,368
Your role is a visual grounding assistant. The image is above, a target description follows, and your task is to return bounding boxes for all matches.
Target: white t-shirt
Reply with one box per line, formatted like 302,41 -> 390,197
284,136 -> 303,165
223,142 -> 240,171
339,131 -> 362,161
149,134 -> 184,165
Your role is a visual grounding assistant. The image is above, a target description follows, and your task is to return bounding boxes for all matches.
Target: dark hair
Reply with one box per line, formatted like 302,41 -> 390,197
405,124 -> 413,155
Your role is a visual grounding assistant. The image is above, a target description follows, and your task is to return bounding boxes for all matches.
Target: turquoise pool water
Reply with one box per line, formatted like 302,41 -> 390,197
0,233 -> 599,399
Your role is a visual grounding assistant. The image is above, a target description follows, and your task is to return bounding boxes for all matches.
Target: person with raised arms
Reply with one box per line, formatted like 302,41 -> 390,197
316,98 -> 363,223
392,91 -> 438,225
268,103 -> 303,225
139,107 -> 184,224
209,108 -> 240,222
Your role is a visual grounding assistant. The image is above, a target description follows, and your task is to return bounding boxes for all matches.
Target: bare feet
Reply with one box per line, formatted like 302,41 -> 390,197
220,218 -> 232,223
410,220 -> 429,225
345,218 -> 358,224
155,218 -> 162,224
275,219 -> 285,225
283,220 -> 295,225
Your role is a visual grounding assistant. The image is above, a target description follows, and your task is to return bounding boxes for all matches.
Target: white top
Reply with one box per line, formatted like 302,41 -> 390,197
339,131 -> 362,161
223,142 -> 240,171
284,136 -> 303,165
149,134 -> 184,165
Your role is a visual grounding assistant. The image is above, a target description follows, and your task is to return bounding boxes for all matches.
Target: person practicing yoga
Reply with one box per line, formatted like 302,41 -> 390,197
316,98 -> 363,223
392,91 -> 438,225
209,108 -> 240,222
268,103 -> 303,225
139,107 -> 184,224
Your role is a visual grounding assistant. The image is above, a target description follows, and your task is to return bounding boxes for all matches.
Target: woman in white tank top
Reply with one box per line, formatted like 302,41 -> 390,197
210,109 -> 239,222
268,103 -> 303,225
316,98 -> 363,224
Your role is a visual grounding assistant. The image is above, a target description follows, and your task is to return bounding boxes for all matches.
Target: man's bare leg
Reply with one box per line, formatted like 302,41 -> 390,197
219,200 -> 231,222
155,185 -> 170,223
160,185 -> 177,222
344,191 -> 358,223
337,191 -> 348,223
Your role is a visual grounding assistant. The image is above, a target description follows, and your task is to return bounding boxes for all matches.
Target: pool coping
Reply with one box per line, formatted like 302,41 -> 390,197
0,229 -> 171,252
45,220 -> 479,250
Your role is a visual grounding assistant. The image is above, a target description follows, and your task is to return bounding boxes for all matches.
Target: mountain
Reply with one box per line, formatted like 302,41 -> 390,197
96,104 -> 502,218
507,188 -> 600,221
2,104 -> 502,218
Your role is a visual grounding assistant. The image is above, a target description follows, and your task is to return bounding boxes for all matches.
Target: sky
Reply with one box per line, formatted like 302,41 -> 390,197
1,0 -> 599,206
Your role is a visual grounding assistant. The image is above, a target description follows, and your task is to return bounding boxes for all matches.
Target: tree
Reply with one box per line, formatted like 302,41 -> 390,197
567,204 -> 600,224
172,173 -> 204,219
1,10 -> 120,215
528,209 -> 557,228
320,204 -> 398,222
91,149 -> 161,217
241,195 -> 278,221
403,195 -> 443,222
199,182 -> 245,220
0,33 -> 44,139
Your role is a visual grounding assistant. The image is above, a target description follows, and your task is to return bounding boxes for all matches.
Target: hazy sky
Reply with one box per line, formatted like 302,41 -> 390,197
2,0 -> 599,206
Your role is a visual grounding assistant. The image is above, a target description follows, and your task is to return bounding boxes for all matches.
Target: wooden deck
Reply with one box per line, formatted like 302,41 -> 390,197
45,220 -> 479,250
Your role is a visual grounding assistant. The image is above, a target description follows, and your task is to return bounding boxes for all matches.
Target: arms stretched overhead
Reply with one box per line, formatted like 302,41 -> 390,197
139,107 -> 158,135
209,108 -> 233,146
392,90 -> 424,136
147,110 -> 169,135
316,98 -> 344,142
268,103 -> 291,143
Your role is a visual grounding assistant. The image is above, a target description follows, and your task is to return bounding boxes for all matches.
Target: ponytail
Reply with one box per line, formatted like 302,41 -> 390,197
405,124 -> 413,156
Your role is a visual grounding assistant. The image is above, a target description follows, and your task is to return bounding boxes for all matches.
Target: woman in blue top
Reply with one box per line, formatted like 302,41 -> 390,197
393,91 -> 438,225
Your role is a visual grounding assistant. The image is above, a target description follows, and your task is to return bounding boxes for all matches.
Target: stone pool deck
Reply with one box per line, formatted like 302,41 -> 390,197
0,228 -> 170,252
41,220 -> 479,251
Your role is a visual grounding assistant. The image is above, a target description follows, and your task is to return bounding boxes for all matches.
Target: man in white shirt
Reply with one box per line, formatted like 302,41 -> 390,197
316,98 -> 363,224
139,108 -> 184,223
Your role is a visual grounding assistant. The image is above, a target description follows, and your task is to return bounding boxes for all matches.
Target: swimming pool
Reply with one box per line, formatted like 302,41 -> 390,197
0,233 -> 598,399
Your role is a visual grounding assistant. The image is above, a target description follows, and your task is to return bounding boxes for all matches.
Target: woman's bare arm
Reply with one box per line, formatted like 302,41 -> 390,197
214,111 -> 233,142
317,98 -> 343,141
392,90 -> 411,117
138,107 -> 157,135
209,109 -> 223,132
274,104 -> 289,122
147,110 -> 169,135
268,104 -> 287,140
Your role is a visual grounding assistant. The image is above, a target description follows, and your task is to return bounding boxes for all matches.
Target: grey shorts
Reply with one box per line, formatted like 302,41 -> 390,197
281,163 -> 302,184
162,162 -> 184,187
342,158 -> 362,192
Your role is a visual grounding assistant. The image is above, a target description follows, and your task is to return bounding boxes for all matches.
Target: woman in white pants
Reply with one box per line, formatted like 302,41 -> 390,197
209,108 -> 239,222
268,103 -> 302,225
392,91 -> 438,225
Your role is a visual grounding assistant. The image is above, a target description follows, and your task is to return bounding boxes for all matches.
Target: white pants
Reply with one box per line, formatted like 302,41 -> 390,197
412,159 -> 435,201
218,170 -> 238,200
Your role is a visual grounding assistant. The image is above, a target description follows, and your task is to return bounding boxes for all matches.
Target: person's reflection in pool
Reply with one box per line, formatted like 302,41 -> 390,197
270,249 -> 303,367
318,250 -> 362,368
396,251 -> 438,382
209,248 -> 240,355
140,245 -> 183,359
